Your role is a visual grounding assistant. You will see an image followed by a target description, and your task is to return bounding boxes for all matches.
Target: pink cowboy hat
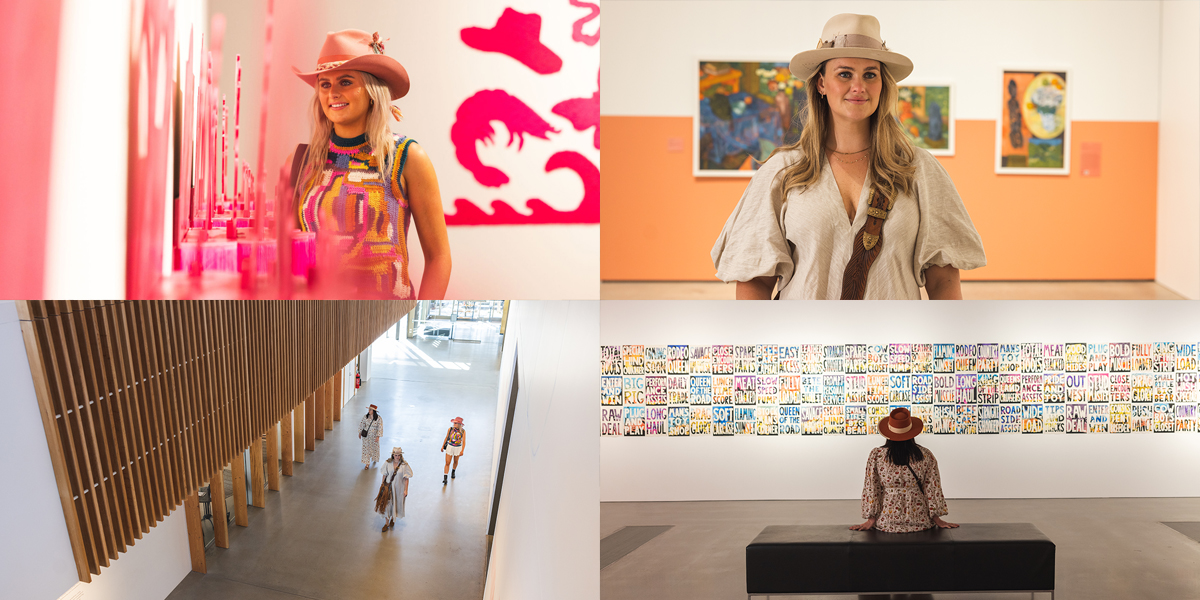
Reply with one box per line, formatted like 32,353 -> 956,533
451,417 -> 464,425
292,29 -> 410,100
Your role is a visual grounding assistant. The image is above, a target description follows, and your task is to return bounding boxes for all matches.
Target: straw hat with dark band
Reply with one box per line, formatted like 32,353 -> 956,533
789,14 -> 913,82
878,407 -> 923,441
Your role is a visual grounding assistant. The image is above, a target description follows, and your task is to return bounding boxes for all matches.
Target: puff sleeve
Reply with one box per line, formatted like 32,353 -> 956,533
861,447 -> 883,519
910,149 -> 986,286
711,152 -> 797,286
920,448 -> 949,518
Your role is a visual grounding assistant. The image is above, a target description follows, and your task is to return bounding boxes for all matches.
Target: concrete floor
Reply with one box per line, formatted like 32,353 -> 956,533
168,320 -> 504,600
599,281 -> 1187,300
600,498 -> 1200,600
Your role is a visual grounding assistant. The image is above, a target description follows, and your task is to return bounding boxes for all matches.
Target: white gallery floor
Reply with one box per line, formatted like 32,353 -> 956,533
600,497 -> 1200,600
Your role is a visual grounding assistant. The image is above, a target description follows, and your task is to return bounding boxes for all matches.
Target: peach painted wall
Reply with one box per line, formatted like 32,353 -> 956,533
600,116 -> 1158,281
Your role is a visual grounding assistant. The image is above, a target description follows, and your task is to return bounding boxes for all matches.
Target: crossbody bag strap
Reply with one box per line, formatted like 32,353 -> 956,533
289,143 -> 309,199
840,185 -> 894,300
905,462 -> 935,523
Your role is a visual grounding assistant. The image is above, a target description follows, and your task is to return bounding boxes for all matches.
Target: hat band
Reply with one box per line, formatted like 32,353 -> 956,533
315,59 -> 351,72
889,422 -> 912,434
818,33 -> 886,51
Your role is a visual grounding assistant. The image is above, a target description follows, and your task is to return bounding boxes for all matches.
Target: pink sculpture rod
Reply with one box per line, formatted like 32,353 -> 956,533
178,28 -> 194,254
221,96 -> 227,204
253,0 -> 275,243
234,55 -> 241,208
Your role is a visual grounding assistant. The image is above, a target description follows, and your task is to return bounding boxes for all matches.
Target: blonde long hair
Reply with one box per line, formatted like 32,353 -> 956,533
300,71 -> 396,194
773,61 -> 916,202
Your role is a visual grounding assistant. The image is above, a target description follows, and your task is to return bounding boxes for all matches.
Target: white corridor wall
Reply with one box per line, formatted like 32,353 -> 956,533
600,301 -> 1200,502
483,301 -> 600,600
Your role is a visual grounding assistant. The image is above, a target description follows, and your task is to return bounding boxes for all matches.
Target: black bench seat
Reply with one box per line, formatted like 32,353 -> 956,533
746,523 -> 1055,598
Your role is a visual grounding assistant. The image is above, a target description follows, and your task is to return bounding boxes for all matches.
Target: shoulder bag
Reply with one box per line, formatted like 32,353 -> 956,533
374,464 -> 399,514
840,185 -> 894,300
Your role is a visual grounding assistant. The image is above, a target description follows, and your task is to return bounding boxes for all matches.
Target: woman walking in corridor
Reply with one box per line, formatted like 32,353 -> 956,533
442,417 -> 466,485
359,404 -> 383,469
377,446 -> 413,531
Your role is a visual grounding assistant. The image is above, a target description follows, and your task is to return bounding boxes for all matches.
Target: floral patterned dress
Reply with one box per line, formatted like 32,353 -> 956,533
359,414 -> 383,464
861,445 -> 949,533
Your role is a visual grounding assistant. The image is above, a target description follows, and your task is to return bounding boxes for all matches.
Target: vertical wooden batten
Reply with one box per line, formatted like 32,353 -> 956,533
210,469 -> 229,548
281,411 -> 294,476
183,490 -> 206,573
249,438 -> 265,509
230,452 -> 248,527
267,423 -> 280,490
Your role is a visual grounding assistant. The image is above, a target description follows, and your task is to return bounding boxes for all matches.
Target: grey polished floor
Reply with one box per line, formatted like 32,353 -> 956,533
600,498 -> 1200,600
168,321 -> 503,600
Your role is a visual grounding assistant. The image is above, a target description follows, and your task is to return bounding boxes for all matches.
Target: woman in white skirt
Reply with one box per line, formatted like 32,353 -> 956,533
442,417 -> 466,485
359,404 -> 383,469
377,446 -> 412,531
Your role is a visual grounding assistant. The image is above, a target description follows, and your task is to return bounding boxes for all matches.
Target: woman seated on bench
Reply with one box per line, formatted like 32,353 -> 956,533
851,408 -> 959,532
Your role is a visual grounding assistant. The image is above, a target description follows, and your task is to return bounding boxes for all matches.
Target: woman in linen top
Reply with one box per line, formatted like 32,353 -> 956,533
378,446 -> 413,531
851,408 -> 958,533
291,29 -> 451,299
359,404 -> 383,469
711,14 -> 984,300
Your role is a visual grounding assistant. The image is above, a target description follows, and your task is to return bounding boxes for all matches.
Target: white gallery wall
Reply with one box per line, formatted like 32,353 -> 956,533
484,301 -> 600,600
600,301 -> 1200,502
1155,0 -> 1200,299
601,1 -> 1162,121
0,301 -> 193,600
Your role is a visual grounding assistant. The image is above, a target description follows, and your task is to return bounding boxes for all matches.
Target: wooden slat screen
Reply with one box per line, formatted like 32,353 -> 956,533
17,300 -> 414,581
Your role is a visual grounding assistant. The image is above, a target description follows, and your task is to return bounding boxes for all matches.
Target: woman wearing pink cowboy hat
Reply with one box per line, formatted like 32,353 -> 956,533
713,14 -> 985,301
441,417 -> 466,485
291,29 -> 451,300
851,407 -> 958,532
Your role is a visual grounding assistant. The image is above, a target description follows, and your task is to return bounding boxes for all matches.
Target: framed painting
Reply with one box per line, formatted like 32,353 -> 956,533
695,60 -> 806,177
996,69 -> 1070,175
896,83 -> 954,155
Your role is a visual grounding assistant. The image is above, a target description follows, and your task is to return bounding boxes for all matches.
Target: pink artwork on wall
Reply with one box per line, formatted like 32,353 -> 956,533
449,4 -> 600,226
460,8 -> 562,75
569,0 -> 599,46
446,150 -> 598,226
450,89 -> 559,188
552,73 -> 599,149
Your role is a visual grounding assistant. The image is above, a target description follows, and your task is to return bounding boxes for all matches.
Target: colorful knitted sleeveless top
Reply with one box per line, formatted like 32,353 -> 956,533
297,132 -> 417,299
447,427 -> 464,447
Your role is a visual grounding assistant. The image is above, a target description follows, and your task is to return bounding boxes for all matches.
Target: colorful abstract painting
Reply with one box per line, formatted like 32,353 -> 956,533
896,84 -> 953,155
695,61 -> 805,177
997,69 -> 1070,175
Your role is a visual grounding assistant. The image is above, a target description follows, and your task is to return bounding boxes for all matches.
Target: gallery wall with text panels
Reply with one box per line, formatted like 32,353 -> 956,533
599,301 -> 1200,502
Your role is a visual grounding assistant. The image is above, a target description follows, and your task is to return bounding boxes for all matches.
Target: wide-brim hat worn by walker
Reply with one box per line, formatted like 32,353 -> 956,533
878,407 -> 923,441
292,29 -> 411,101
391,446 -> 403,456
451,417 -> 464,425
789,14 -> 913,83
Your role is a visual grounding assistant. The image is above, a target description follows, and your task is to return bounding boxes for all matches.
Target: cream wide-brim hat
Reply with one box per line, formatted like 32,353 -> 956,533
789,14 -> 913,83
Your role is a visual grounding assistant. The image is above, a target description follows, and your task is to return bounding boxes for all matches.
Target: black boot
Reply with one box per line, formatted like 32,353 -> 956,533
443,474 -> 448,485
451,469 -> 456,479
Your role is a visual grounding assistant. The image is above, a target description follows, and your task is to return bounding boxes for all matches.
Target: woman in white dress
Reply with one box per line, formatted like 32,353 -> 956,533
711,14 -> 985,300
377,446 -> 413,531
359,404 -> 383,469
